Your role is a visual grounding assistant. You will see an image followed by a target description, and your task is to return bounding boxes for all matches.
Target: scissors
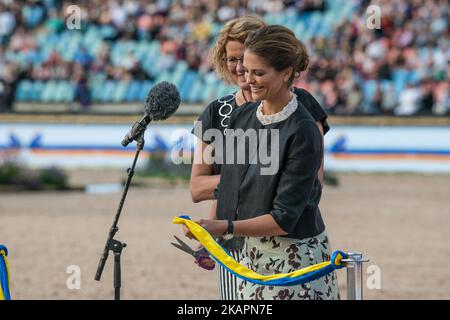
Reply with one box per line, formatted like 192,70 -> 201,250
171,235 -> 216,271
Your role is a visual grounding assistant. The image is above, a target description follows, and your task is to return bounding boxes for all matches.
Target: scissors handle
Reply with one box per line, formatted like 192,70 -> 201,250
171,235 -> 215,270
196,254 -> 215,271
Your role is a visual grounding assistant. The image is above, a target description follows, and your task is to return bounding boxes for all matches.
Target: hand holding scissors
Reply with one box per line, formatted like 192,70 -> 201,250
171,235 -> 215,271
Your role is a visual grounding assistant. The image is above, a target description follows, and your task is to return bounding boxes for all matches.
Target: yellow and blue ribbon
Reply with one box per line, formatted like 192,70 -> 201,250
0,245 -> 11,300
173,216 -> 347,286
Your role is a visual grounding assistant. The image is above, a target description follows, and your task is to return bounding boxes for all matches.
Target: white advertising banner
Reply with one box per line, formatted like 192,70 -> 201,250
324,126 -> 450,173
0,123 -> 449,172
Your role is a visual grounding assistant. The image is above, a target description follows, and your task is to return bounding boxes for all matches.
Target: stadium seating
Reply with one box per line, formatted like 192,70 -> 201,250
1,0 -> 447,115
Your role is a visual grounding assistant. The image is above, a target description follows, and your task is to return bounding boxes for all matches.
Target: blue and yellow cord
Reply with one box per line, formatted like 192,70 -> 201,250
0,245 -> 11,300
173,216 -> 347,286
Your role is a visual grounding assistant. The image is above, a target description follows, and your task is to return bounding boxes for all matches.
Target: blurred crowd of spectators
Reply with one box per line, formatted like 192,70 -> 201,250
300,0 -> 450,115
0,0 -> 449,115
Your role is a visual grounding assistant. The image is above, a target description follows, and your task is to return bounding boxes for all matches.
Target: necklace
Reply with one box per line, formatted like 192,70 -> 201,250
241,89 -> 249,103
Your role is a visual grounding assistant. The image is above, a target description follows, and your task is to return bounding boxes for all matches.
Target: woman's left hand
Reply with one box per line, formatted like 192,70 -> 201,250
183,219 -> 227,240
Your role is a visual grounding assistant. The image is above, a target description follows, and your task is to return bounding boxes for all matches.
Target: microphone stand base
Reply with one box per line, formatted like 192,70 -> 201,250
110,239 -> 126,300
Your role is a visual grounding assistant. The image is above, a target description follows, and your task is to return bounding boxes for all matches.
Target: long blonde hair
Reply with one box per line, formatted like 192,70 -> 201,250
212,15 -> 266,84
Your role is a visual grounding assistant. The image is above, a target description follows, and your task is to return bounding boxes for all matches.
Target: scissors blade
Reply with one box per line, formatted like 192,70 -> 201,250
171,242 -> 195,256
172,235 -> 196,254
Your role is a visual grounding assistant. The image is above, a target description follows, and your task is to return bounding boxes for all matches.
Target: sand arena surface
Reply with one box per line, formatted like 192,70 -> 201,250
1,170 -> 450,299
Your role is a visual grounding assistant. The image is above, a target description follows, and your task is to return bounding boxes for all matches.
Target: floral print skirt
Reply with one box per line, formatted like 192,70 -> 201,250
236,231 -> 340,300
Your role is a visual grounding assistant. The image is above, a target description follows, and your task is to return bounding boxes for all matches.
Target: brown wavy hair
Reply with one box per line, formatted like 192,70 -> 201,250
212,15 -> 266,84
244,25 -> 309,87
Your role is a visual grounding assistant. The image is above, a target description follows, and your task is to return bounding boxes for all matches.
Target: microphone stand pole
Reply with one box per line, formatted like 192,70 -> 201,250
94,134 -> 145,300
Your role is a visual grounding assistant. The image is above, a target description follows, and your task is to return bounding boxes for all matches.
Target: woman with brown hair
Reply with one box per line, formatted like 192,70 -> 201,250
189,17 -> 331,300
188,25 -> 340,300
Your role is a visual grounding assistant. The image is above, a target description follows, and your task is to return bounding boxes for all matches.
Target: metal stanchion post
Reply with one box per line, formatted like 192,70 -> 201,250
342,252 -> 369,300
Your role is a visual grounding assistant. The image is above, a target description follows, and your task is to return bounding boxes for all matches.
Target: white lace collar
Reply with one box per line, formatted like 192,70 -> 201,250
256,93 -> 298,125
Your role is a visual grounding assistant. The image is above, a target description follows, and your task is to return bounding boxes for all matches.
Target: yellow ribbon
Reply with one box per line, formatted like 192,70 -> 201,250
173,216 -> 344,282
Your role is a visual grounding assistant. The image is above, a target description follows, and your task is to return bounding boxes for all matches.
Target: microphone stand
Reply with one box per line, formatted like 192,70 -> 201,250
94,133 -> 145,300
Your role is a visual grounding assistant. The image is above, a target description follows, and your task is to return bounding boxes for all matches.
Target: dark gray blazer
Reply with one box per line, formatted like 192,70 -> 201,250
215,99 -> 326,240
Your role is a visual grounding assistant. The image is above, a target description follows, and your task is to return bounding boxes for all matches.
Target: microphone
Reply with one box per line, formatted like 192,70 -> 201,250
121,81 -> 181,147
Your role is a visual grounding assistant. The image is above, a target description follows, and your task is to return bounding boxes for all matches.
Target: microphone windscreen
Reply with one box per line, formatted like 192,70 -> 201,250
144,81 -> 181,121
